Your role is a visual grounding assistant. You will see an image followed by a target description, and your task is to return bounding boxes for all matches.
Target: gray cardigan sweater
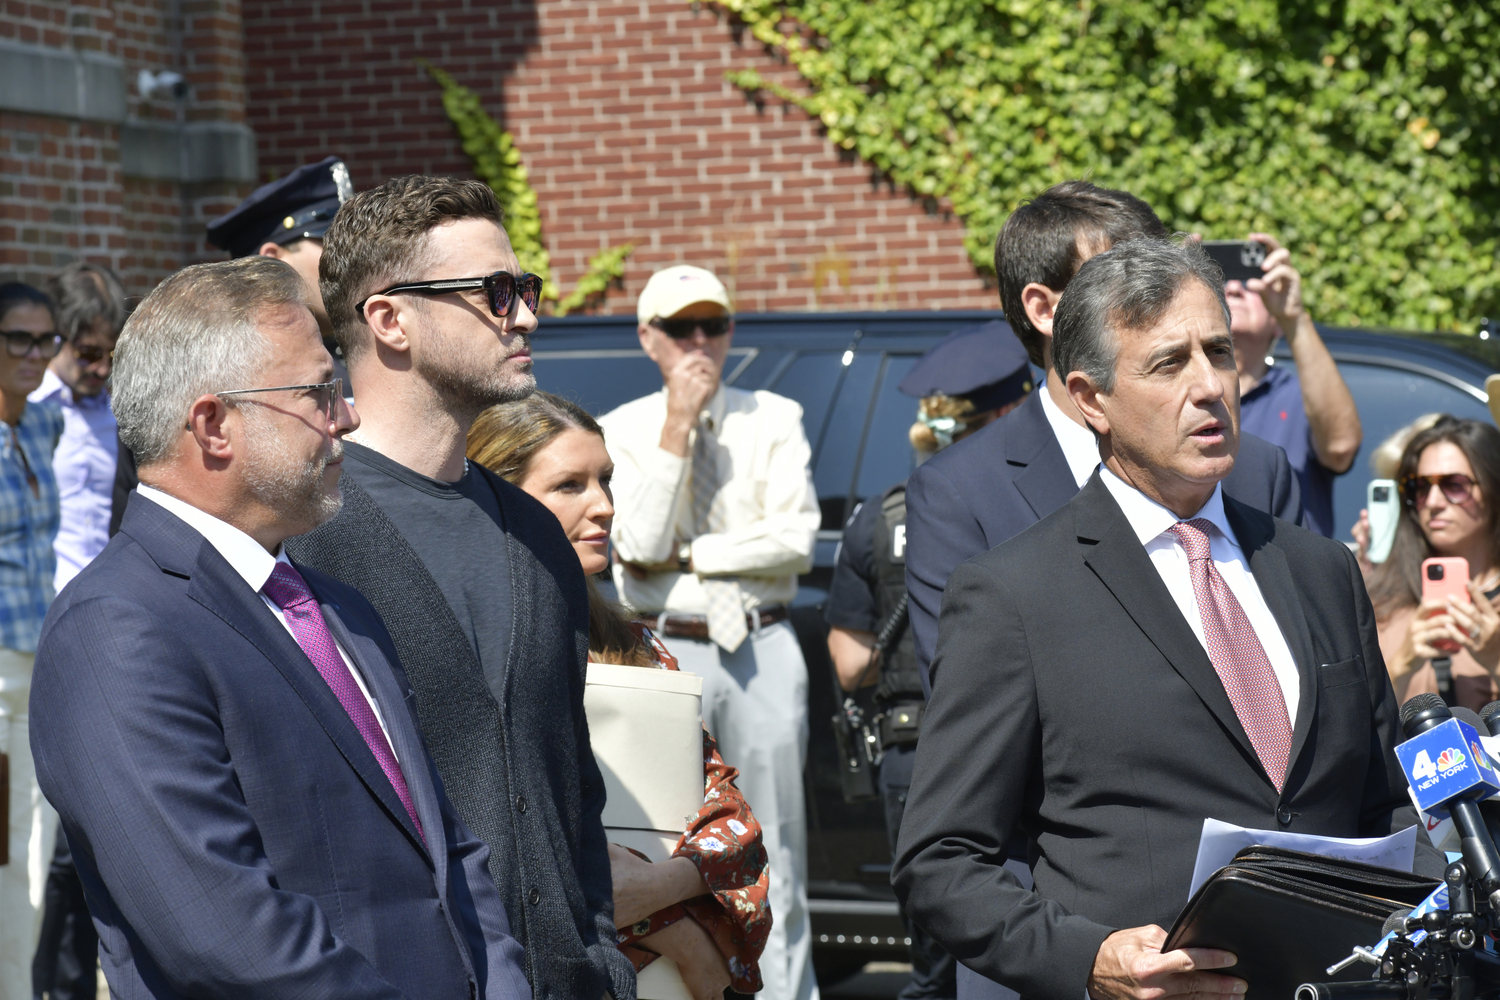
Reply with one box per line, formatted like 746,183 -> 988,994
287,469 -> 633,1000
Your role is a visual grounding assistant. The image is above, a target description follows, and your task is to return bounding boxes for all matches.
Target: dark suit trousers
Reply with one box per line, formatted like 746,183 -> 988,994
31,828 -> 97,1000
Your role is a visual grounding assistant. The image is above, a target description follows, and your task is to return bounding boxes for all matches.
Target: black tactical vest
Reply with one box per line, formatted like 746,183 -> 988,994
871,484 -> 924,704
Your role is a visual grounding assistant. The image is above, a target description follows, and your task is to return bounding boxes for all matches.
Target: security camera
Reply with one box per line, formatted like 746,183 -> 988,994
137,69 -> 188,101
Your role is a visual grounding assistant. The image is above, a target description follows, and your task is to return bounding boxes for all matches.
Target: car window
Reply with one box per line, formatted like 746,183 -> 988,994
1278,360 -> 1492,541
531,351 -> 665,416
854,354 -> 921,501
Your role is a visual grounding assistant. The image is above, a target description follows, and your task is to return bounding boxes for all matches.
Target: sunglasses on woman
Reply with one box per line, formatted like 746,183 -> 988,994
0,331 -> 64,359
358,271 -> 544,318
1400,473 -> 1478,507
649,316 -> 732,340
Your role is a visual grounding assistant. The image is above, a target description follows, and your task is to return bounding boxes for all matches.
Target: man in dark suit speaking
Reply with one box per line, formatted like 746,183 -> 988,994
904,182 -> 1302,693
29,256 -> 530,1000
892,239 -> 1434,1000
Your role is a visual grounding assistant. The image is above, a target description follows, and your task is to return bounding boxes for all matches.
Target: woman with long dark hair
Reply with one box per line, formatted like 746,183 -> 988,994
1368,416 -> 1500,709
468,392 -> 770,1000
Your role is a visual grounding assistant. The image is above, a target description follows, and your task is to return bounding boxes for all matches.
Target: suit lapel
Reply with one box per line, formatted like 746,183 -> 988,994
1008,391 -> 1083,522
318,596 -> 440,871
1074,477 -> 1265,774
178,544 -> 430,859
1225,500 -> 1320,779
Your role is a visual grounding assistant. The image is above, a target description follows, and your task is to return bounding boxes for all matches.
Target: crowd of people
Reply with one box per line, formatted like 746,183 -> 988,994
0,155 -> 1488,1000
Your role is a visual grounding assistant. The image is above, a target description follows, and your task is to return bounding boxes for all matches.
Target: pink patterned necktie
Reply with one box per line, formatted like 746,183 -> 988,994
1170,519 -> 1294,792
262,562 -> 425,844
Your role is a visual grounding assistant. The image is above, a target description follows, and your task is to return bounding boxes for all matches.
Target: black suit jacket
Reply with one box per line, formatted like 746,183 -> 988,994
891,475 -> 1435,1000
31,494 -> 530,1000
905,390 -> 1303,689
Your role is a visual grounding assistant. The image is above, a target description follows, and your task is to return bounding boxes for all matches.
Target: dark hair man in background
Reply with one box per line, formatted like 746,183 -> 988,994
824,320 -> 1033,1000
110,156 -> 355,538
30,261 -> 127,1000
903,181 -> 1304,695
31,255 -> 530,1000
284,176 -> 635,1000
1227,234 -> 1361,537
893,238 -> 1436,1000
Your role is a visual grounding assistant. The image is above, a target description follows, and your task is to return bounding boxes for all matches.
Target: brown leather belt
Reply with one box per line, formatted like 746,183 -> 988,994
638,605 -> 790,642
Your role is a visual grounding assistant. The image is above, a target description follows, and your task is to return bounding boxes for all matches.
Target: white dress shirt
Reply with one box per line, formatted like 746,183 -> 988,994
1038,379 -> 1102,489
136,484 -> 397,756
1099,467 -> 1301,723
599,384 -> 821,615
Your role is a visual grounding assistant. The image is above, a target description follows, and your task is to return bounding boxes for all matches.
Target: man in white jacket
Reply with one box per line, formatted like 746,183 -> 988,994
599,265 -> 821,1000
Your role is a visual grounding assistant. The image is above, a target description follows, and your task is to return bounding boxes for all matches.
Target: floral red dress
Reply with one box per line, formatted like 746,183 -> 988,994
610,624 -> 773,993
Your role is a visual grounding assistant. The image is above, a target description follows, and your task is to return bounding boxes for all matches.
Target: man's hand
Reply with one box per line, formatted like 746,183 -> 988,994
1244,233 -> 1305,334
659,354 -> 719,457
1088,925 -> 1243,1000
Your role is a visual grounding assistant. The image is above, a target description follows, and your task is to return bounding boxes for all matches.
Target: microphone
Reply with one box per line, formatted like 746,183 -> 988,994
1398,694 -> 1500,907
1481,700 -> 1500,737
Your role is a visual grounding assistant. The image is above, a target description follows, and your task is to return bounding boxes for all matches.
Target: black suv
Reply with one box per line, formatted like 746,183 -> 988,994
532,310 -> 1500,983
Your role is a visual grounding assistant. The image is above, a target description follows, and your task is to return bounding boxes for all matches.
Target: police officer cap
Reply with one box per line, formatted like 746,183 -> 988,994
898,319 -> 1033,412
206,156 -> 354,257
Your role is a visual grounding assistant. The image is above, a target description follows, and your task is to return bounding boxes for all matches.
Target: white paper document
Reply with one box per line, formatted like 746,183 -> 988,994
1187,817 -> 1419,899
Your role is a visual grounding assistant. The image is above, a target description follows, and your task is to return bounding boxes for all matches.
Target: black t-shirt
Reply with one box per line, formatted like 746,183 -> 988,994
338,441 -> 513,671
824,496 -> 882,633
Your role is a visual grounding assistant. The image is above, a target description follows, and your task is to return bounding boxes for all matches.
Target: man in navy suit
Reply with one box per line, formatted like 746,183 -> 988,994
906,182 -> 1303,693
29,255 -> 530,1000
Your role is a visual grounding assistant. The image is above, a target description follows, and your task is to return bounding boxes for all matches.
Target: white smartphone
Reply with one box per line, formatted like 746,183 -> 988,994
1367,478 -> 1399,564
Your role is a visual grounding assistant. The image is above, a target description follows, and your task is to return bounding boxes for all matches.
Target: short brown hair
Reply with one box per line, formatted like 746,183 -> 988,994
319,175 -> 504,361
995,181 -> 1167,368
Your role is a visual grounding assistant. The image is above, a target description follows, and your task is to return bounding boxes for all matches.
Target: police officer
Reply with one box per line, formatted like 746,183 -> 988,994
823,320 -> 1032,1000
110,156 -> 354,535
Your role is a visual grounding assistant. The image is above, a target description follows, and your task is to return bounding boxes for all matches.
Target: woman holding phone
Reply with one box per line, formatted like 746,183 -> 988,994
1369,416 -> 1500,709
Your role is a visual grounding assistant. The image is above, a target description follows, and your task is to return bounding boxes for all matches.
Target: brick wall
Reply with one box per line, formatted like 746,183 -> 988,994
0,0 -> 251,297
243,0 -> 996,314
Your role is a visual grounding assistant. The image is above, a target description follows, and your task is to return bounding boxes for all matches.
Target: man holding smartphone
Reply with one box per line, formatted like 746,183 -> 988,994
1225,234 -> 1362,538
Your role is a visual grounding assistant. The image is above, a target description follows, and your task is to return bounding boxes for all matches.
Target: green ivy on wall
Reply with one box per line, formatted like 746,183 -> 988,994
423,64 -> 632,316
716,0 -> 1498,332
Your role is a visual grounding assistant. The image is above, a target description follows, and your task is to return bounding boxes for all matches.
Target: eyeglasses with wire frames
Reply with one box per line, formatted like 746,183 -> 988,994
1400,473 -> 1479,507
0,331 -> 64,359
648,316 -> 732,339
357,271 -> 544,319
214,378 -> 345,418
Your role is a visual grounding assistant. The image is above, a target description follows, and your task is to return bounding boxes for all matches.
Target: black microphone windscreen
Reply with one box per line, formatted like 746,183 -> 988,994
1401,693 -> 1450,734
1455,706 -> 1491,737
1483,701 -> 1500,733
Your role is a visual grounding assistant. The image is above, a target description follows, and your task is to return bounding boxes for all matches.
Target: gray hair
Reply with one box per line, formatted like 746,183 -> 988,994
1051,238 -> 1231,394
112,256 -> 304,467
46,262 -> 127,341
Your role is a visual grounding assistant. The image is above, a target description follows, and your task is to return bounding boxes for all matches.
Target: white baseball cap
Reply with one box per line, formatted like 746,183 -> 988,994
636,265 -> 732,323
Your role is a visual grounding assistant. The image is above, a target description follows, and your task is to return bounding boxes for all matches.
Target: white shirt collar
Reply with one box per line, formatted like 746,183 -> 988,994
29,369 -> 67,405
1099,464 -> 1239,551
1037,378 -> 1102,489
136,484 -> 285,592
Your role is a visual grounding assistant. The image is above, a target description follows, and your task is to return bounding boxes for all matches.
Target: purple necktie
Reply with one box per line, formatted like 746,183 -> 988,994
262,562 -> 425,844
1170,519 -> 1295,792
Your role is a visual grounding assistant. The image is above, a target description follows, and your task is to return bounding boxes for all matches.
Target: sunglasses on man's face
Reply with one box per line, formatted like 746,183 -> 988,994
650,316 -> 732,339
358,271 -> 544,319
71,343 -> 111,365
0,331 -> 63,359
1401,473 -> 1478,507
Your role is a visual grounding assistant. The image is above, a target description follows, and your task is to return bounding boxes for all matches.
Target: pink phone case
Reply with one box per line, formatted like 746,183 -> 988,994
1421,557 -> 1471,653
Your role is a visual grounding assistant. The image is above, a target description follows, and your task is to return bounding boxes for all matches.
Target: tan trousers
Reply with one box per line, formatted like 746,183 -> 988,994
0,648 -> 56,1000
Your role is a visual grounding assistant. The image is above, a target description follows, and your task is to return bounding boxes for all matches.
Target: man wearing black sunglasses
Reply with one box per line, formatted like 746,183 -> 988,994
600,265 -> 822,1000
286,176 -> 635,1000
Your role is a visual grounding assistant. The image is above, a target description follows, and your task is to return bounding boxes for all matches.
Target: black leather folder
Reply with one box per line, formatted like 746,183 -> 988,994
1164,846 -> 1440,1000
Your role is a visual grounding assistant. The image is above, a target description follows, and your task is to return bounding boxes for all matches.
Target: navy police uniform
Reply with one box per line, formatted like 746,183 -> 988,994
823,320 -> 1033,1000
109,157 -> 353,537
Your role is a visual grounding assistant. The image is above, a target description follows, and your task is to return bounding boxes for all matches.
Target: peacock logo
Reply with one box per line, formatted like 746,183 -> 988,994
1472,741 -> 1493,771
1436,747 -> 1467,771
